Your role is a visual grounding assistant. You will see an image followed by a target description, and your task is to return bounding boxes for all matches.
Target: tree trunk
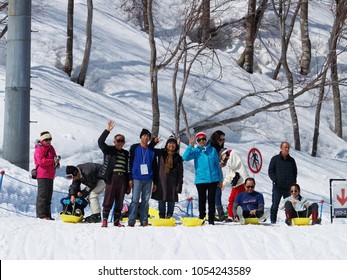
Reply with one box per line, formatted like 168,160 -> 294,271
147,0 -> 160,137
299,0 -> 311,75
200,0 -> 210,44
77,0 -> 93,86
237,0 -> 268,68
311,70 -> 327,157
243,0 -> 256,73
142,0 -> 149,34
272,1 -> 301,80
331,0 -> 347,138
272,0 -> 300,150
63,0 -> 74,77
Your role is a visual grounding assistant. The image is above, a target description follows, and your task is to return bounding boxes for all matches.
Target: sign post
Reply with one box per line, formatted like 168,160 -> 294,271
247,148 -> 262,174
329,179 -> 347,223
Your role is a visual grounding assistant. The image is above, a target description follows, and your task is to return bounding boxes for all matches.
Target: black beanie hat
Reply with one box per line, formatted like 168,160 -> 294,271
140,128 -> 151,138
66,165 -> 79,177
165,135 -> 179,151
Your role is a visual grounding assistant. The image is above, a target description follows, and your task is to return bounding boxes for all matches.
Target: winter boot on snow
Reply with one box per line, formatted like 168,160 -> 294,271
101,218 -> 108,228
311,211 -> 321,225
236,206 -> 245,224
217,205 -> 227,222
259,210 -> 270,223
113,213 -> 124,227
285,211 -> 292,226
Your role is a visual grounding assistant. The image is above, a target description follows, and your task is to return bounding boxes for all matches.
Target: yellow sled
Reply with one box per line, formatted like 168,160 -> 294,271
180,217 -> 205,227
244,218 -> 259,225
60,213 -> 84,223
149,217 -> 176,227
121,207 -> 159,222
291,217 -> 311,226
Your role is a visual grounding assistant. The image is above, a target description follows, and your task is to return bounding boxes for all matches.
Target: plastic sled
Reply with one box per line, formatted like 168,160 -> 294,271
149,207 -> 159,218
180,217 -> 205,227
60,213 -> 84,223
121,207 -> 158,222
291,217 -> 311,226
244,218 -> 259,225
149,217 -> 176,227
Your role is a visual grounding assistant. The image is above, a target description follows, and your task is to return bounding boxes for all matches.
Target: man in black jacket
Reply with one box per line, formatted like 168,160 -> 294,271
98,120 -> 131,227
65,163 -> 106,223
268,141 -> 297,224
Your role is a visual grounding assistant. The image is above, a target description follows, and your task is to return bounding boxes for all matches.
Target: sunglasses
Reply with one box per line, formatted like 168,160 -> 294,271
66,174 -> 74,179
290,190 -> 298,193
43,138 -> 52,142
218,138 -> 225,142
197,137 -> 207,143
246,185 -> 255,189
115,139 -> 125,143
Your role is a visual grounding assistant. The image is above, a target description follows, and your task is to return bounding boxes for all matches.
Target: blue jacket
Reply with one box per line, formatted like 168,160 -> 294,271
234,191 -> 265,213
182,143 -> 222,184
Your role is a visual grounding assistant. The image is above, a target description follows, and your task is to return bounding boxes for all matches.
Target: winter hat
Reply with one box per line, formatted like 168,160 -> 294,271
66,165 -> 79,177
40,131 -> 52,141
165,135 -> 179,151
140,128 -> 151,138
219,148 -> 231,159
195,132 -> 207,144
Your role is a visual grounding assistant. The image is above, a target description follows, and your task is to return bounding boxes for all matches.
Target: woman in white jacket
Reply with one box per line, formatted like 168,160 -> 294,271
280,183 -> 320,225
221,149 -> 249,220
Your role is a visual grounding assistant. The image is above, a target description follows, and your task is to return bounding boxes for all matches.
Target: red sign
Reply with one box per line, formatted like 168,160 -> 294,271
247,148 -> 262,174
337,188 -> 347,206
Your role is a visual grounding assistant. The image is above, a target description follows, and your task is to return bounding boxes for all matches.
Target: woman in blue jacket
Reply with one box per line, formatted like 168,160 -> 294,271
182,132 -> 223,225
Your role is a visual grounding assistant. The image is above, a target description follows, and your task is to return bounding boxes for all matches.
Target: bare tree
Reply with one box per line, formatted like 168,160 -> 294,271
312,0 -> 347,156
77,0 -> 93,86
0,1 -> 8,39
237,0 -> 269,71
299,0 -> 311,75
243,0 -> 256,73
271,0 -> 301,150
146,0 -> 160,136
63,0 -> 74,77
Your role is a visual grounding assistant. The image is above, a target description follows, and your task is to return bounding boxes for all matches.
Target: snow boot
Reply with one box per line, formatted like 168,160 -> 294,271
259,210 -> 270,223
114,219 -> 124,227
285,211 -> 292,226
236,206 -> 245,224
217,205 -> 227,222
101,218 -> 108,228
83,213 -> 101,223
311,211 -> 321,225
113,212 -> 124,227
224,217 -> 233,223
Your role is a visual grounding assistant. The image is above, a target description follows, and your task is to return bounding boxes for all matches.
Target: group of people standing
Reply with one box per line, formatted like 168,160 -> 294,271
33,125 -> 320,226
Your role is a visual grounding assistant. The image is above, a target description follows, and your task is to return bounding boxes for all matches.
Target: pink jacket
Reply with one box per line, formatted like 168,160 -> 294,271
34,141 -> 58,179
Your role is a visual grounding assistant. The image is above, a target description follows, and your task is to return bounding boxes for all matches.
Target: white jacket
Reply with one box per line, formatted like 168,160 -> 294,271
222,150 -> 249,188
279,195 -> 309,212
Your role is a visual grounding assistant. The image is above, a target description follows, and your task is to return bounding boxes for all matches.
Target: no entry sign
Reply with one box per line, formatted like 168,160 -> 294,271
247,148 -> 262,174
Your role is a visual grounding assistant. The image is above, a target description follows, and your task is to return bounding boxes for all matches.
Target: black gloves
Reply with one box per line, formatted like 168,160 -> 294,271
231,172 -> 240,186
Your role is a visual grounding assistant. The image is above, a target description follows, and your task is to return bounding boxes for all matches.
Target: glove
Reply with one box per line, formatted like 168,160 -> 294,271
231,172 -> 240,186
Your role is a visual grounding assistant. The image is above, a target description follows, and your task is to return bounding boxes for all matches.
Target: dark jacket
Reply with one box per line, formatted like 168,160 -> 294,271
70,162 -> 103,196
97,129 -> 130,185
268,152 -> 297,190
151,149 -> 183,202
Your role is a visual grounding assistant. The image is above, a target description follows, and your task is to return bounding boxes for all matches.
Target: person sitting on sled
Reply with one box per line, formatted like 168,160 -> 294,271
233,177 -> 267,222
60,167 -> 88,216
279,183 -> 321,226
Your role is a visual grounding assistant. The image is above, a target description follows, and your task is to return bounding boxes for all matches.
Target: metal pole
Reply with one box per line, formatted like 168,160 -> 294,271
3,0 -> 32,170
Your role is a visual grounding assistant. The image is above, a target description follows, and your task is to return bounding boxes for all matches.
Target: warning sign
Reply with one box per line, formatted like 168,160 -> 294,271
247,148 -> 262,174
330,179 -> 347,223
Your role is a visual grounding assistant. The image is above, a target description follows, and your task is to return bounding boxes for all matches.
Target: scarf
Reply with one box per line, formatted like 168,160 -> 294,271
165,151 -> 174,174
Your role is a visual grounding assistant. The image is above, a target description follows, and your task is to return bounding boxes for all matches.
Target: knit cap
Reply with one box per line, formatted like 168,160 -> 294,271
195,132 -> 207,144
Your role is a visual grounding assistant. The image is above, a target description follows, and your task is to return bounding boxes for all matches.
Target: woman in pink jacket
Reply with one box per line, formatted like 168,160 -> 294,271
34,131 -> 60,220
